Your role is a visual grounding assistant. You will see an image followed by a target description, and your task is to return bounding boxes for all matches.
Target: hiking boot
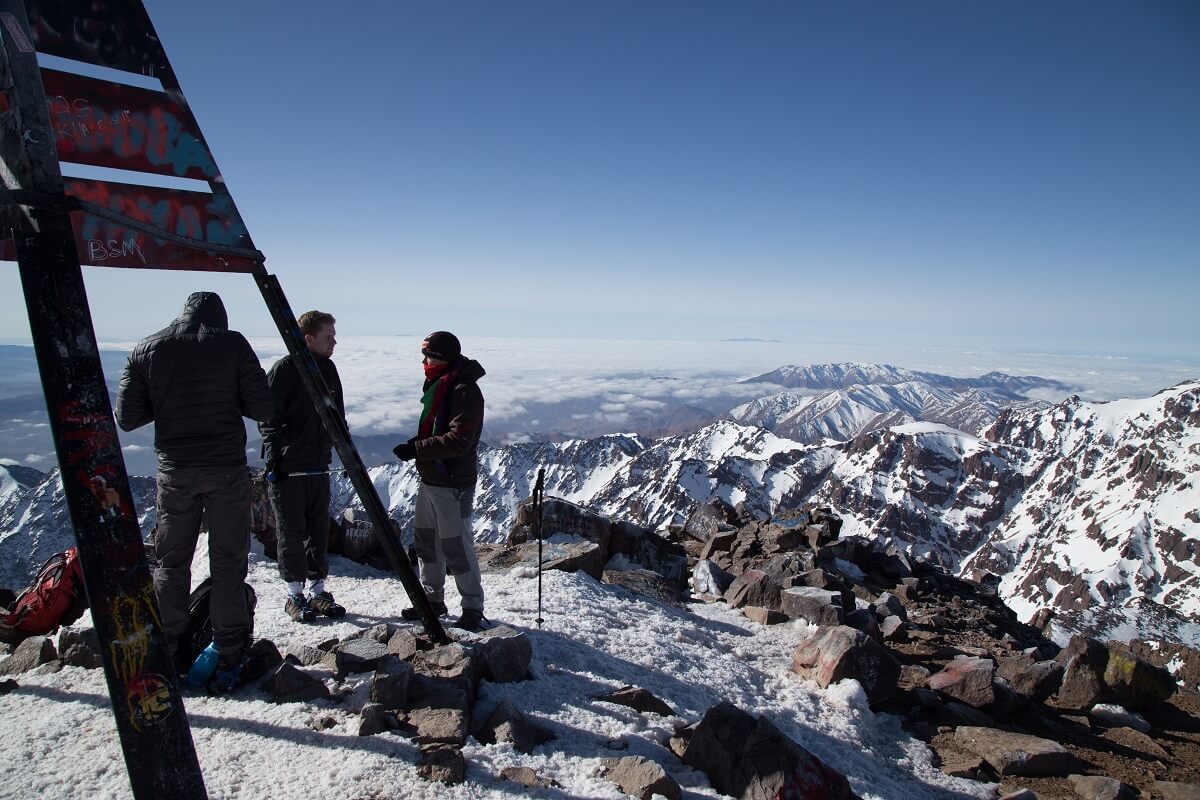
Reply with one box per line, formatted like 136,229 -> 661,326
401,600 -> 447,620
208,651 -> 250,694
453,609 -> 486,632
285,593 -> 316,622
309,591 -> 346,618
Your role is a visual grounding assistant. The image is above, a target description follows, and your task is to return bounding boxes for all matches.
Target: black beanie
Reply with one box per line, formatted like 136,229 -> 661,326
421,331 -> 461,361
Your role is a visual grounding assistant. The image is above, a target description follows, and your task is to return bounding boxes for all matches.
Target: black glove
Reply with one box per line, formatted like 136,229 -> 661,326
392,441 -> 417,461
265,459 -> 286,482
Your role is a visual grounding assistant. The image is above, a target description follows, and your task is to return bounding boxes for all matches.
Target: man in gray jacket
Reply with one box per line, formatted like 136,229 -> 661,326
116,291 -> 274,692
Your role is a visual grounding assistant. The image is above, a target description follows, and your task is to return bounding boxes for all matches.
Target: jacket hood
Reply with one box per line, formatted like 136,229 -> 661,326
454,356 -> 485,384
177,292 -> 229,329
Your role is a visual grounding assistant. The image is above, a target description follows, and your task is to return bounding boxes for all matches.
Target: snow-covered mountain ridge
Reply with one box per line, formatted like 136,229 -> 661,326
727,362 -> 1068,444
1,379 -> 1196,648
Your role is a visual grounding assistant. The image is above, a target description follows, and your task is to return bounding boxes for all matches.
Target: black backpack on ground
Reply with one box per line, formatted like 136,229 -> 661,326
178,577 -> 257,668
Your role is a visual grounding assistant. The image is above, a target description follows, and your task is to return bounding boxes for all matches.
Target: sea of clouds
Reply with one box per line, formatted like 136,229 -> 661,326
0,336 -> 1196,475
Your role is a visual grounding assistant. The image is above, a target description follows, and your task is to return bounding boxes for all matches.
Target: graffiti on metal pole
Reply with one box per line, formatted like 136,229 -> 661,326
41,69 -> 219,180
23,0 -> 169,78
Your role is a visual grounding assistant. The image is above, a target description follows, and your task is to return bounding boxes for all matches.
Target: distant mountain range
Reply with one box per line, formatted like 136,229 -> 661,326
728,362 -> 1070,444
2,364 -> 1195,649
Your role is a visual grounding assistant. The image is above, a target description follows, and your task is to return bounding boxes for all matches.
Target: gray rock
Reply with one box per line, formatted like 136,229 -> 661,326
371,656 -> 413,710
595,685 -> 675,716
1058,654 -> 1108,709
791,625 -> 900,705
724,569 -> 783,611
1067,774 -> 1137,800
1001,659 -> 1063,705
603,568 -> 684,607
780,587 -> 844,625
911,688 -> 997,727
61,643 -> 102,669
365,623 -> 394,644
692,559 -> 735,596
284,644 -> 327,667
743,606 -> 789,625
1151,781 -> 1200,800
954,726 -> 1081,777
879,615 -> 908,643
264,662 -> 330,704
499,766 -> 559,789
602,755 -> 681,800
0,637 -> 56,676
844,609 -> 882,643
334,638 -> 389,677
682,702 -> 855,799
417,744 -> 465,784
477,625 -> 532,683
386,629 -> 419,661
870,592 -> 907,622
57,627 -> 100,655
927,656 -> 996,709
412,642 -> 482,700
406,702 -> 468,747
358,702 -> 390,736
474,698 -> 552,754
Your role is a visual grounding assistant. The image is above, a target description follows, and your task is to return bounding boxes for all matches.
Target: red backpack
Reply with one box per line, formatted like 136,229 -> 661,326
0,548 -> 89,645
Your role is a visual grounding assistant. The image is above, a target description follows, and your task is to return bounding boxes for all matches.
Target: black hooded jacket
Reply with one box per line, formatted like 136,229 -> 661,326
115,292 -> 274,472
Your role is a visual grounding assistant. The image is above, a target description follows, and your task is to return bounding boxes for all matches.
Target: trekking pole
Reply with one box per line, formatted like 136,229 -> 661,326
534,468 -> 545,628
265,467 -> 347,482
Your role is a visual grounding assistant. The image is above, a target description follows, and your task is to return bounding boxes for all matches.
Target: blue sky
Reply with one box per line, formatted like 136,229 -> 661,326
2,1 -> 1197,358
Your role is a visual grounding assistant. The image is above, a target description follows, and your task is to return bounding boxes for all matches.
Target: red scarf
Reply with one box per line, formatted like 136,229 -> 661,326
418,364 -> 459,439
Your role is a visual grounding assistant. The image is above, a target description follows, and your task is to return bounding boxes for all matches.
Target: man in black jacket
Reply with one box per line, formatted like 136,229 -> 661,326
116,292 -> 273,692
258,310 -> 347,622
393,331 -> 487,631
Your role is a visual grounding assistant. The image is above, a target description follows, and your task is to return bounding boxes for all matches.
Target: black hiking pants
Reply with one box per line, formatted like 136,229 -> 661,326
268,473 -> 331,586
153,465 -> 252,660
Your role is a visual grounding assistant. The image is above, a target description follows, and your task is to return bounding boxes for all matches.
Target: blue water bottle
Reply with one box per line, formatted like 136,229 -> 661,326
187,642 -> 220,688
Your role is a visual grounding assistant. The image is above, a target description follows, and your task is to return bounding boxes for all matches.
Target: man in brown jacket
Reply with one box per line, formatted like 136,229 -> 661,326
392,331 -> 487,631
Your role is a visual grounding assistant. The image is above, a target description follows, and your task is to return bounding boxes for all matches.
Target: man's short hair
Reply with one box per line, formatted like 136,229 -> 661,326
297,310 -> 335,337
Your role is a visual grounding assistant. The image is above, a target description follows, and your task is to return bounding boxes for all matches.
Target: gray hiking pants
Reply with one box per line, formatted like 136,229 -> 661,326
413,483 -> 483,612
153,465 -> 252,659
268,474 -> 331,586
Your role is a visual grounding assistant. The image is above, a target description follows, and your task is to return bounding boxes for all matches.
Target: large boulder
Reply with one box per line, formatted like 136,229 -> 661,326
780,587 -> 844,626
682,702 -> 857,800
926,656 -> 996,709
1102,647 -> 1175,709
603,568 -> 684,608
724,569 -> 784,611
953,727 -> 1081,777
0,637 -> 56,676
791,625 -> 900,705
